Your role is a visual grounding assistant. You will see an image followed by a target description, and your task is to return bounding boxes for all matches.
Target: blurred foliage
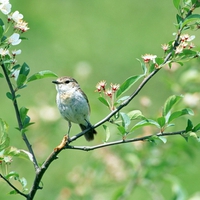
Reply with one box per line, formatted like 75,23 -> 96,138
1,0 -> 200,200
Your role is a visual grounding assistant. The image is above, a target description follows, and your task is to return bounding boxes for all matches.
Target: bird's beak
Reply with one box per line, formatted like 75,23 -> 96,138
52,80 -> 59,84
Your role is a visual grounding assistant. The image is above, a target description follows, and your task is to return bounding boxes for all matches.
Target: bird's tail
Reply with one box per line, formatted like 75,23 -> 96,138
79,124 -> 97,141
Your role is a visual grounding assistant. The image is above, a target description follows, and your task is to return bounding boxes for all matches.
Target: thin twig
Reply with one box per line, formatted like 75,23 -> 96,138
66,130 -> 185,151
67,0 -> 195,144
0,173 -> 28,198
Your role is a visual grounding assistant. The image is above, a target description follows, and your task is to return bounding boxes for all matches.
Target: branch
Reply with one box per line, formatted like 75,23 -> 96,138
1,63 -> 39,171
5,2 -> 197,199
66,130 -> 185,151
68,0 -> 193,143
27,143 -> 65,200
0,173 -> 28,198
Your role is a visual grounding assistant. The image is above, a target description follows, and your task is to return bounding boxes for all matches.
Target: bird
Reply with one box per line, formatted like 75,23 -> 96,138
52,76 -> 97,141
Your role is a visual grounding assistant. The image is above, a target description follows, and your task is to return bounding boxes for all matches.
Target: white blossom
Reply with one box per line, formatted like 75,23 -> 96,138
11,49 -> 21,56
0,0 -> 10,3
0,48 -> 9,56
0,1 -> 11,15
10,11 -> 23,23
142,54 -> 157,63
8,33 -> 21,45
14,20 -> 29,32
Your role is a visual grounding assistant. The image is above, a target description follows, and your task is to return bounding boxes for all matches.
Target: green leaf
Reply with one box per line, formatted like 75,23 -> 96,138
173,0 -> 181,10
192,123 -> 200,132
147,135 -> 157,144
19,62 -> 30,76
23,115 -> 34,128
163,95 -> 183,116
0,134 -> 10,151
16,63 -> 30,88
116,59 -> 147,98
20,177 -> 27,188
149,63 -> 156,73
17,74 -> 27,88
0,19 -> 4,39
182,14 -> 200,27
178,49 -> 198,61
157,116 -> 166,128
186,119 -> 193,132
116,96 -> 129,104
5,171 -> 19,179
5,171 -> 28,192
117,126 -> 126,135
5,147 -> 33,162
0,73 -> 4,78
27,70 -> 57,82
6,92 -> 13,100
130,119 -> 160,132
9,190 -> 18,195
0,18 -> 4,26
137,58 -> 148,75
19,107 -> 29,124
127,110 -> 144,120
103,125 -> 110,142
158,136 -> 167,144
98,97 -> 110,107
0,25 -> 3,39
195,1 -> 200,8
15,94 -> 21,99
116,75 -> 144,98
12,64 -> 21,71
165,123 -> 175,129
155,57 -> 164,65
168,108 -> 194,123
176,14 -> 183,24
0,119 -> 10,151
120,112 -> 131,130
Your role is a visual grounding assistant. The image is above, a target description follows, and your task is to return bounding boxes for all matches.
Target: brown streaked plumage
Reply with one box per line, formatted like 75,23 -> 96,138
52,76 -> 97,141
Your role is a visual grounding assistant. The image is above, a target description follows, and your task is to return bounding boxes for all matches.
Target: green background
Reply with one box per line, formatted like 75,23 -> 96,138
1,0 -> 200,199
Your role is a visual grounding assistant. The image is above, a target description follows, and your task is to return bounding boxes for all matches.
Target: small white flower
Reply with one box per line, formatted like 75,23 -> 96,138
161,44 -> 169,51
0,0 -> 10,3
11,69 -> 20,80
189,42 -> 195,49
182,41 -> 188,48
8,33 -> 21,45
0,2 -> 11,15
11,11 -> 23,23
11,49 -> 21,56
187,35 -> 195,42
142,54 -> 157,63
175,45 -> 183,54
0,48 -> 9,56
14,20 -> 29,32
180,34 -> 195,42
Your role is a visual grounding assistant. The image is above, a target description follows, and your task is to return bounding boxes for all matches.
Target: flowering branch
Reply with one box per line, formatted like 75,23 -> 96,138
0,1 -> 200,200
1,62 -> 39,171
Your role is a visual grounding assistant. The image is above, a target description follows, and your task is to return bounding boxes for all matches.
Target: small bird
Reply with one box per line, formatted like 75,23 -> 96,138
52,76 -> 97,141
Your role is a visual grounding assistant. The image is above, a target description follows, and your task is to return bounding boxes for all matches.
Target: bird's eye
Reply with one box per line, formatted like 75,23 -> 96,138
64,80 -> 70,84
